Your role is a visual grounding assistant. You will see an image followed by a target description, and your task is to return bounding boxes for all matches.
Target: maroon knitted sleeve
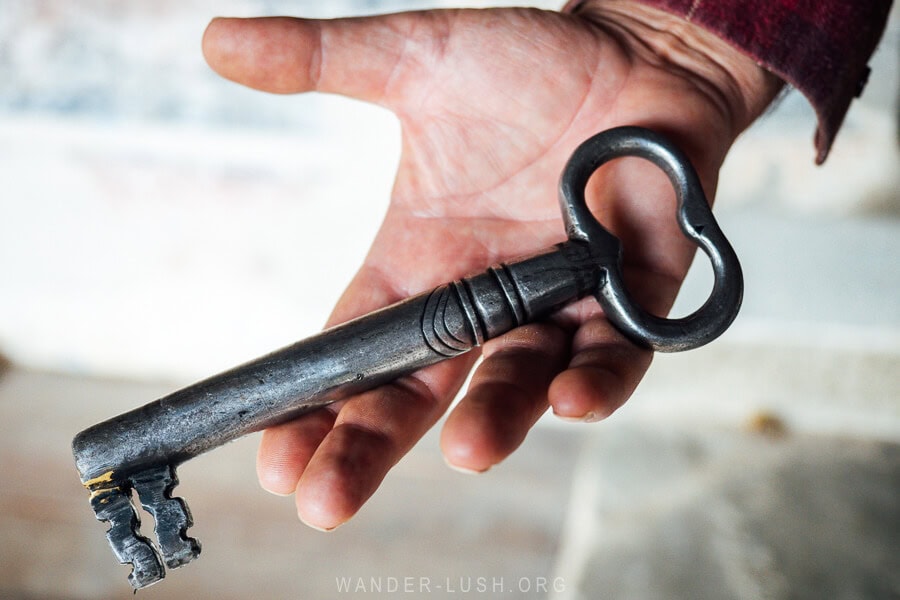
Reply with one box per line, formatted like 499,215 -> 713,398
564,0 -> 893,163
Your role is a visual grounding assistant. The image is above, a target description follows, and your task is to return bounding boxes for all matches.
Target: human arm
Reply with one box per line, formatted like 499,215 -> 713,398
567,0 -> 894,163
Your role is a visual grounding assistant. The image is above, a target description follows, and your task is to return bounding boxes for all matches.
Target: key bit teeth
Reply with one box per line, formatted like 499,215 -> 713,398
89,485 -> 165,589
131,464 -> 201,569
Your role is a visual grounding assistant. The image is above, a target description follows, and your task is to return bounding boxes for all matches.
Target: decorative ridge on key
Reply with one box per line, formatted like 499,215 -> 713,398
421,285 -> 470,357
489,265 -> 527,325
453,280 -> 487,346
421,260 -> 537,358
73,127 -> 743,589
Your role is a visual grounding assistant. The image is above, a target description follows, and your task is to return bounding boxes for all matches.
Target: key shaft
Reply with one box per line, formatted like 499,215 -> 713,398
73,242 -> 602,485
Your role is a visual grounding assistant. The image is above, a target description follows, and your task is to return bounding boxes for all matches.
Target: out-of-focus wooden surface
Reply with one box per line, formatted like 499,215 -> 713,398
0,366 -> 586,599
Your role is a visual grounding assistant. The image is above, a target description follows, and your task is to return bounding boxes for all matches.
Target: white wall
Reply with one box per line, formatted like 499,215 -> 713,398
1,0 -> 897,382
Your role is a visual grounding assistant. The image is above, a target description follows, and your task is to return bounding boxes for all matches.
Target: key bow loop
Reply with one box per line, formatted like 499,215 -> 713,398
559,126 -> 743,352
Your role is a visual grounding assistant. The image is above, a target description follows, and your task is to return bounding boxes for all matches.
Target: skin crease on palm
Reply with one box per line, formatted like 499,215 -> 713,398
200,1 -> 783,531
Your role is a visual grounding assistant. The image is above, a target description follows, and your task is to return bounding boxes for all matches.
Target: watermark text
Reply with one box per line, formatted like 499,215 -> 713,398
336,575 -> 566,595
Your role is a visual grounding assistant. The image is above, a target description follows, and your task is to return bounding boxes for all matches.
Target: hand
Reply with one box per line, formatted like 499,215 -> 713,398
201,1 -> 781,530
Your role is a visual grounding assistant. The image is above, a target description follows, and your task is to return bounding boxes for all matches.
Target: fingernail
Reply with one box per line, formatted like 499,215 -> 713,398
443,456 -> 487,475
259,479 -> 296,497
554,410 -> 599,423
299,514 -> 340,533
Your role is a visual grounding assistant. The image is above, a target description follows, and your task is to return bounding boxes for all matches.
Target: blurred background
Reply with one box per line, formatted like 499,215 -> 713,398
0,1 -> 897,598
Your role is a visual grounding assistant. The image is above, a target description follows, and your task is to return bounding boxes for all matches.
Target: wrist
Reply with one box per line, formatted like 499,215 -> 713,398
565,0 -> 783,137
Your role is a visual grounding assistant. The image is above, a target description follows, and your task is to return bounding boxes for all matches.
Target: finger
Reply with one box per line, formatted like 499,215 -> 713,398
254,265 -> 392,494
294,357 -> 475,531
256,209 -> 487,519
548,317 -> 652,422
440,324 -> 569,473
254,261 -> 429,491
543,154 -> 693,422
256,408 -> 336,496
201,13 -> 442,106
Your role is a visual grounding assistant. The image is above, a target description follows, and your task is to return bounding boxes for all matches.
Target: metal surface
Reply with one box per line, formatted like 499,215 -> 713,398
71,126 -> 743,589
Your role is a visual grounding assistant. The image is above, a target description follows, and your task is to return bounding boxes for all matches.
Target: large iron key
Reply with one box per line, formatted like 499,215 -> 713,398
72,127 -> 742,588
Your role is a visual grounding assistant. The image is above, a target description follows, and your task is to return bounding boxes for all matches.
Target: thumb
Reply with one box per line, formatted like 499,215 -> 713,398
202,13 -> 437,107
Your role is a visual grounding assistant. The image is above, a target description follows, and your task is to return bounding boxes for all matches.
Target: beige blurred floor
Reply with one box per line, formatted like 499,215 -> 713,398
0,364 -> 588,599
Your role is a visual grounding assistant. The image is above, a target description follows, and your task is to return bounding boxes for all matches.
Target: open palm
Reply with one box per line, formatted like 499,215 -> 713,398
202,4 -> 779,530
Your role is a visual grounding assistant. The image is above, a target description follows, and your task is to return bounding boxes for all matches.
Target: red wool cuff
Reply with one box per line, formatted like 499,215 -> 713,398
563,0 -> 893,163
